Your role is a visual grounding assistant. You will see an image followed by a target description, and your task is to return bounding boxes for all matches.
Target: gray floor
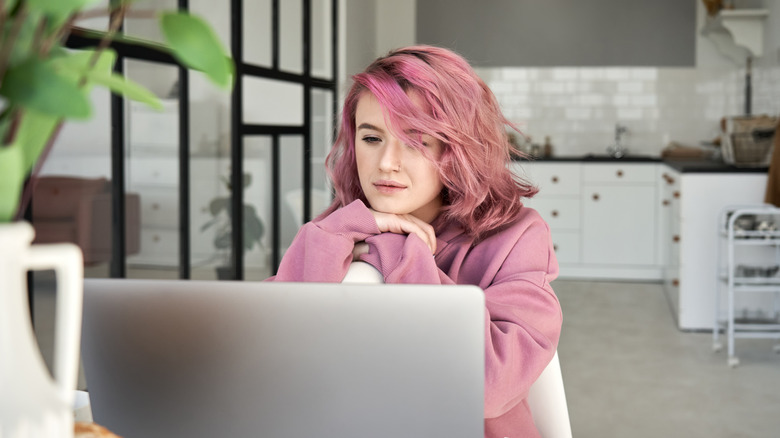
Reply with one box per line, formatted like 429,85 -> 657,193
31,279 -> 780,437
555,280 -> 780,438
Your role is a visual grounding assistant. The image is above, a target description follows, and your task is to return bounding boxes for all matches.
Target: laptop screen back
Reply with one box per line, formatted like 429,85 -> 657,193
81,278 -> 485,438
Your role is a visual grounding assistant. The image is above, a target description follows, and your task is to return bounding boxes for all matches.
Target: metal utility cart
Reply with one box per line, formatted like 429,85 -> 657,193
713,204 -> 780,367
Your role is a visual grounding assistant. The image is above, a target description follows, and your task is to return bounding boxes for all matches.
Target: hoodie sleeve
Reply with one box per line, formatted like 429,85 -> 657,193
361,210 -> 561,419
269,200 -> 381,282
480,216 -> 561,419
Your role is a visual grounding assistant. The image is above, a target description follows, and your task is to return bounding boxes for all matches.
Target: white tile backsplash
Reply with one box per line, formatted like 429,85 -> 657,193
475,64 -> 780,157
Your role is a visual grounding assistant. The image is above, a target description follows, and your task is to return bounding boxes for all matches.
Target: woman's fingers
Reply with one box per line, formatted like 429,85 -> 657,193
370,209 -> 437,254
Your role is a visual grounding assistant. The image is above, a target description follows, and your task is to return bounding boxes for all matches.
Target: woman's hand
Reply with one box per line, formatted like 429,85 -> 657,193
368,209 -> 437,254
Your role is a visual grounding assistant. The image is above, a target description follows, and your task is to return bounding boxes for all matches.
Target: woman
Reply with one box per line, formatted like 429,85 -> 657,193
270,45 -> 561,438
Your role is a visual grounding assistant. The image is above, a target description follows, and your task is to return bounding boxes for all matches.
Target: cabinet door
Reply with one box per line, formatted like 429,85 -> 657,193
581,184 -> 657,265
550,230 -> 580,264
515,162 -> 581,196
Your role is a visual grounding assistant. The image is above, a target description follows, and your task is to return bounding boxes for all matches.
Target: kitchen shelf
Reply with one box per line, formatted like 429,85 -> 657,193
719,9 -> 769,56
713,204 -> 780,367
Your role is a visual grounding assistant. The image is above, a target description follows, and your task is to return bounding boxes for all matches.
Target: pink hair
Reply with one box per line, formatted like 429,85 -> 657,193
321,45 -> 537,240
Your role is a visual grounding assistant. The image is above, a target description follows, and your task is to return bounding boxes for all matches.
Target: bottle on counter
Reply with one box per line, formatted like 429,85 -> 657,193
543,136 -> 554,158
529,142 -> 542,157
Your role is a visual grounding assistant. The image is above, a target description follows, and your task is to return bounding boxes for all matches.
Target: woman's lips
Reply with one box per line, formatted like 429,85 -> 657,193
373,180 -> 406,194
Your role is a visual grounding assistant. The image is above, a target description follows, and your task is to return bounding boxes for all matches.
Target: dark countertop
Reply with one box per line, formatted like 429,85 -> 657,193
661,159 -> 768,173
514,155 -> 768,173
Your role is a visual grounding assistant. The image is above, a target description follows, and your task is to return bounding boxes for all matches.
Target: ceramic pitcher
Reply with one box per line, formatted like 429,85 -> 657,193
0,222 -> 83,438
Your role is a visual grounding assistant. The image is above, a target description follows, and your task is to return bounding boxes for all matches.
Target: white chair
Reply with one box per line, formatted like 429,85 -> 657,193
342,260 -> 385,283
342,261 -> 571,437
527,350 -> 572,438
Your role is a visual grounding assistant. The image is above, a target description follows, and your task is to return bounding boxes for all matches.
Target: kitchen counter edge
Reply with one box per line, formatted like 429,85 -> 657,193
514,156 -> 768,173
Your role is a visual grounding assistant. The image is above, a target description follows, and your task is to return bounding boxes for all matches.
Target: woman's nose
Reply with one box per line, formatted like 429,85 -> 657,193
378,140 -> 402,172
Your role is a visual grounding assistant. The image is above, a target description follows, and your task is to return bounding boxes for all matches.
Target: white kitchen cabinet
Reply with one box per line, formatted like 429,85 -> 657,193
514,162 -> 582,266
659,166 -> 681,317
581,163 -> 658,269
667,168 -> 768,330
581,183 -> 657,266
515,161 -> 662,280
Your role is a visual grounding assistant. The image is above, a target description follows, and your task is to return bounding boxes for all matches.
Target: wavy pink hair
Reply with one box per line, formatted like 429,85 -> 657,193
321,45 -> 537,240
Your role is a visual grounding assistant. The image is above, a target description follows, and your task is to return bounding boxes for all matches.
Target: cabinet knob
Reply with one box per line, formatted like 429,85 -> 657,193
551,176 -> 559,183
592,193 -> 600,201
616,170 -> 624,178
153,234 -> 160,242
152,203 -> 160,210
666,177 -> 675,185
551,210 -> 559,217
553,244 -> 559,252
673,235 -> 680,243
662,200 -> 670,206
673,191 -> 680,199
672,278 -> 679,287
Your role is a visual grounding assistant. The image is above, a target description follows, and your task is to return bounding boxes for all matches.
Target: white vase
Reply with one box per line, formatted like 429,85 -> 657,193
0,222 -> 84,438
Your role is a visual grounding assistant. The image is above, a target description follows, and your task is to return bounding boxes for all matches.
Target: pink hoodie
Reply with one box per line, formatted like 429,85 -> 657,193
270,200 -> 562,438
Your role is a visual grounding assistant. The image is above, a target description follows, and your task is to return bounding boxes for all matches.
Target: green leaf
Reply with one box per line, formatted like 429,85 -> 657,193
27,0 -> 101,18
7,13 -> 39,67
49,49 -> 116,81
0,145 -> 24,222
0,58 -> 91,119
86,71 -> 162,110
160,11 -> 233,89
14,108 -> 60,174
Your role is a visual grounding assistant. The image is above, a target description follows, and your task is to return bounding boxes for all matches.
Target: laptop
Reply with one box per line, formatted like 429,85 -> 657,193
81,278 -> 485,438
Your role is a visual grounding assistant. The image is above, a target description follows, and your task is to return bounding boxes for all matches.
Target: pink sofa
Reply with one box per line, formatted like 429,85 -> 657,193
31,176 -> 140,265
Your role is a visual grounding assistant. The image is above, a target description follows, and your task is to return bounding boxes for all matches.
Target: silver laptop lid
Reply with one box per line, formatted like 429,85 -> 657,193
81,278 -> 485,438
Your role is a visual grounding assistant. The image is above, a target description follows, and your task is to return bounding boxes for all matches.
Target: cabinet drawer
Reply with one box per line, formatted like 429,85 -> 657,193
526,199 -> 580,230
582,163 -> 656,184
130,227 -> 179,266
128,158 -> 179,187
139,190 -> 179,227
550,230 -> 580,264
512,162 -> 581,196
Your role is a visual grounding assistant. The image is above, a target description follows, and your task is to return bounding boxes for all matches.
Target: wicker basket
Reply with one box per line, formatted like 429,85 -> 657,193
721,116 -> 777,167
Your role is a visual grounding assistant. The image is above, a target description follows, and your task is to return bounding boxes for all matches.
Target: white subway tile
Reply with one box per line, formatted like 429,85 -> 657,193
617,108 -> 643,120
580,68 -> 605,80
552,68 -> 579,80
538,82 -> 566,94
514,82 -> 531,93
489,81 -> 514,94
612,95 -> 631,106
501,69 -> 528,80
565,108 -> 592,120
617,81 -> 644,93
513,108 -> 535,119
605,68 -> 630,80
630,95 -> 658,107
631,68 -> 659,80
579,94 -> 606,106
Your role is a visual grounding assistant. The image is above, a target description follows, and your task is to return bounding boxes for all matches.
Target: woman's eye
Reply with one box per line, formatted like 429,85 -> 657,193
362,136 -> 381,144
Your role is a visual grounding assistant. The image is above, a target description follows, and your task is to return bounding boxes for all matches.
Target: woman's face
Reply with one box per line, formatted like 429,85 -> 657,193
354,92 -> 444,224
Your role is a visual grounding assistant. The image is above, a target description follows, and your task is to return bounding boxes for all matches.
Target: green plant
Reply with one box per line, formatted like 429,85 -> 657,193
0,0 -> 233,222
200,172 -> 264,262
